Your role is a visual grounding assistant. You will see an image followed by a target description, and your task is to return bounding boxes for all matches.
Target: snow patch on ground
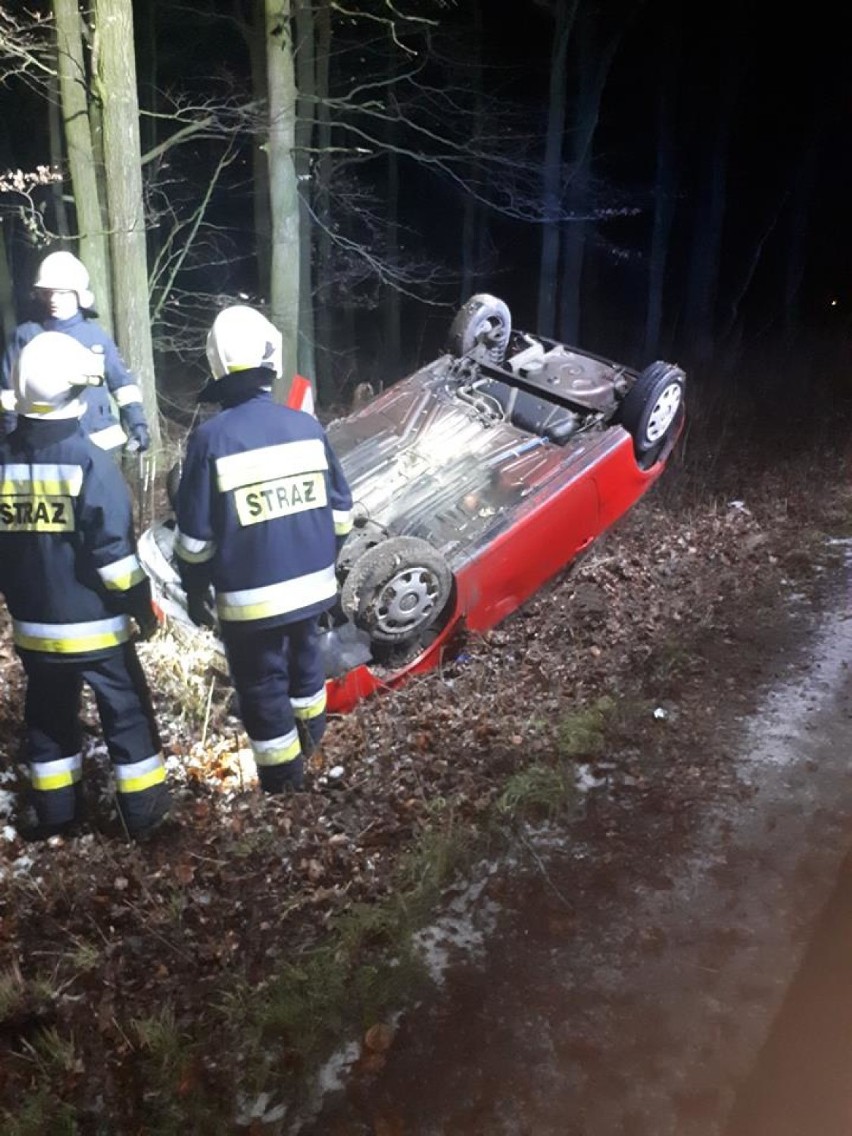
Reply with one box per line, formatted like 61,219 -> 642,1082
413,866 -> 503,985
739,544 -> 852,774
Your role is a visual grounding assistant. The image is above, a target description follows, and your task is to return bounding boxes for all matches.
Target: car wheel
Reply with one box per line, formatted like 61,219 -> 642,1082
448,294 -> 512,363
340,536 -> 453,644
617,361 -> 685,463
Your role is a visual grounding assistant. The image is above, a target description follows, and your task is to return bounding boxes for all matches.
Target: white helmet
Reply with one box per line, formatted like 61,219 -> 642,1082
33,251 -> 96,310
13,332 -> 105,420
205,305 -> 283,381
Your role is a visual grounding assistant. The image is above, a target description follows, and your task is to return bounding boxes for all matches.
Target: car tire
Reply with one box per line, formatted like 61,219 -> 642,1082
617,361 -> 685,464
448,294 -> 512,363
340,535 -> 453,644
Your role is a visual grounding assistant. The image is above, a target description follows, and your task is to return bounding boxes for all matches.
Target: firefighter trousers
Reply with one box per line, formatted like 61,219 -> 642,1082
221,615 -> 328,793
19,643 -> 170,833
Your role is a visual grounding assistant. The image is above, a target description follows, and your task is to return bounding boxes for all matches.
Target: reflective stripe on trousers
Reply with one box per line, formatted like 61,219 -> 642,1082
222,615 -> 326,791
19,644 -> 169,830
290,685 -> 328,756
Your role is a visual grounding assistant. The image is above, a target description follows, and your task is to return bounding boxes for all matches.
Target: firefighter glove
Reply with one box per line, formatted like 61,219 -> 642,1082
187,590 -> 217,631
134,602 -> 161,641
126,423 -> 150,454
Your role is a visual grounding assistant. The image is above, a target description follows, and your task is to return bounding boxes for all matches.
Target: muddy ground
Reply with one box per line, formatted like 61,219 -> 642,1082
0,441 -> 850,1134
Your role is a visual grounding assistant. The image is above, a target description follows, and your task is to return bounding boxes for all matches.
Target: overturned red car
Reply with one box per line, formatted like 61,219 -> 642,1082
139,294 -> 685,714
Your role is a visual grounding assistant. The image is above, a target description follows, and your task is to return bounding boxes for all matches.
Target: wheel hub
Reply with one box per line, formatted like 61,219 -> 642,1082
374,567 -> 439,635
646,383 -> 682,442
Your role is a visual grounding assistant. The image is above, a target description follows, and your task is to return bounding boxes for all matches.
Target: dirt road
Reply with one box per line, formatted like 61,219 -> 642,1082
293,541 -> 852,1135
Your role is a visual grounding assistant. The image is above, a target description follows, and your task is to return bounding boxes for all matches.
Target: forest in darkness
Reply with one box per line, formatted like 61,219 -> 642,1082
0,0 -> 850,417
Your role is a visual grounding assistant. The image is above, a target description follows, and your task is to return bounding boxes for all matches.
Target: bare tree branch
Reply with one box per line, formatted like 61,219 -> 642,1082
0,4 -> 55,91
148,137 -> 241,324
0,163 -> 61,242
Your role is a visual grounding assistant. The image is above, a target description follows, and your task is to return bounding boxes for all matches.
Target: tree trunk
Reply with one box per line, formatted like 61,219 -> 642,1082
135,0 -> 158,158
683,11 -> 744,364
47,63 -> 69,238
92,0 -> 159,445
782,132 -> 818,338
536,0 -> 577,338
643,47 -> 679,361
558,8 -> 620,344
313,0 -> 332,401
249,0 -> 272,292
0,224 -> 15,343
460,0 -> 488,302
294,0 -> 316,385
265,0 -> 300,399
54,0 -> 113,331
382,79 -> 401,377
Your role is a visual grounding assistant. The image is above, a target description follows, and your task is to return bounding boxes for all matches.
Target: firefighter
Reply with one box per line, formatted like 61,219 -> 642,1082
174,305 -> 353,792
0,332 -> 170,839
0,250 -> 151,456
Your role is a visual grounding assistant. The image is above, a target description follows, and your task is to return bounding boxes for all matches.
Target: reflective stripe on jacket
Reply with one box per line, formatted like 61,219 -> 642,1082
0,417 -> 152,659
0,315 -> 147,447
175,391 -> 353,628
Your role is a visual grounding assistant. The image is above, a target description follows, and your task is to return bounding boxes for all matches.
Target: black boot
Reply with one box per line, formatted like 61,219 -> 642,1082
259,755 -> 305,794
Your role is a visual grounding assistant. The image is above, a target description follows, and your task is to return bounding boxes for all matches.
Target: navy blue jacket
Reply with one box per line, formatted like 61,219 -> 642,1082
1,314 -> 147,449
0,417 -> 153,660
174,391 -> 353,629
